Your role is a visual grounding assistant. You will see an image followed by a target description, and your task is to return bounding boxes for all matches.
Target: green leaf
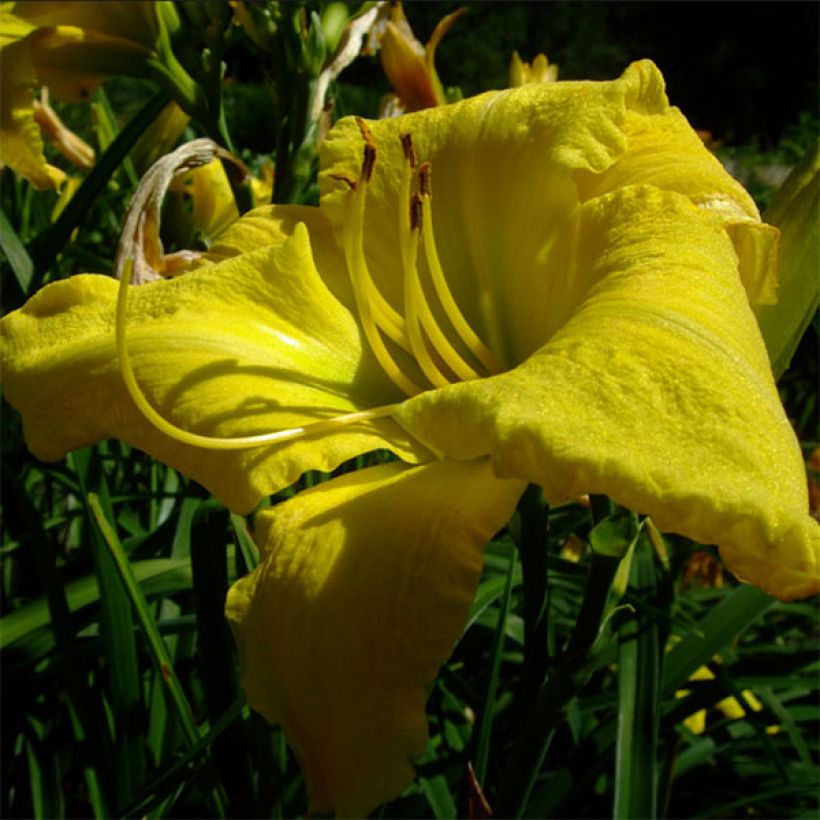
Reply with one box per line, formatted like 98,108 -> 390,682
0,207 -> 33,297
614,542 -> 662,819
1,559 -> 193,654
72,449 -> 145,806
662,585 -> 775,698
474,547 -> 517,785
589,507 -> 638,558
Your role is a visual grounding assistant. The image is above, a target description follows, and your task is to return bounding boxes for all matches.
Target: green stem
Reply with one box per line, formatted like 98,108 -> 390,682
273,74 -> 319,204
496,544 -> 620,817
515,484 -> 550,711
614,543 -> 661,819
473,546 -> 517,785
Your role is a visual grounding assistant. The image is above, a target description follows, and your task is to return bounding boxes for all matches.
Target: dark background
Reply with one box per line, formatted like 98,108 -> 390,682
340,1 -> 819,147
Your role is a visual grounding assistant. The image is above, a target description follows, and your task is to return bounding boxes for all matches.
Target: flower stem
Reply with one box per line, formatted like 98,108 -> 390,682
515,484 -> 550,711
496,496 -> 620,817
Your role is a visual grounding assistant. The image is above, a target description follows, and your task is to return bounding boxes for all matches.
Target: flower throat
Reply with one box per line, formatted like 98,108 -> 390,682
115,125 -> 499,452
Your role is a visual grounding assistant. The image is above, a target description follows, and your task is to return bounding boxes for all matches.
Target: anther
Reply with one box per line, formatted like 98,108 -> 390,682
400,133 -> 417,168
355,117 -> 378,182
418,162 -> 432,197
410,192 -> 423,232
361,143 -> 376,183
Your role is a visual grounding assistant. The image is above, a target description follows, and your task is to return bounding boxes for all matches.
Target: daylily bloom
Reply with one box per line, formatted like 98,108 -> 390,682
509,51 -> 558,86
166,158 -> 274,248
677,664 -> 778,736
0,1 -> 201,187
1,61 -> 818,814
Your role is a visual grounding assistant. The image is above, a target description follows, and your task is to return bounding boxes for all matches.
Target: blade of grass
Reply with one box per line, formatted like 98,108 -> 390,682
24,720 -> 64,820
72,449 -> 145,806
91,86 -> 140,188
496,502 -> 638,818
0,207 -> 33,298
121,698 -> 246,818
190,503 -> 254,816
515,485 -> 550,712
230,512 -> 260,572
662,585 -> 775,697
473,545 -> 517,785
2,558 -> 193,654
147,496 -> 201,766
86,492 -> 230,817
420,774 -> 458,819
3,462 -> 113,814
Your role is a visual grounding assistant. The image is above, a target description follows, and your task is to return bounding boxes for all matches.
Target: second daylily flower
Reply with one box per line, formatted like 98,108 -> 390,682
1,61 -> 818,815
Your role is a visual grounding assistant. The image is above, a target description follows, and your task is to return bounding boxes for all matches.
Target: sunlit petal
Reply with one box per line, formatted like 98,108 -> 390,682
226,458 -> 524,816
0,224 -> 425,512
395,185 -> 819,600
320,60 -> 761,367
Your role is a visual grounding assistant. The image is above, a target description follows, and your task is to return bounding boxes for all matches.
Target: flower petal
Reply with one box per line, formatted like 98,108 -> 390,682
0,19 -> 66,189
319,60 -> 761,368
225,458 -> 524,816
395,185 -> 819,600
1,223 -> 425,512
26,25 -> 153,102
207,203 -> 357,314
10,1 -> 159,48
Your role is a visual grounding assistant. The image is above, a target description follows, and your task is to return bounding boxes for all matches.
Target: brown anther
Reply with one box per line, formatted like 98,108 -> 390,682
409,192 -> 423,231
400,133 -> 417,168
328,173 -> 358,191
354,117 -> 378,182
418,162 -> 432,197
361,143 -> 377,183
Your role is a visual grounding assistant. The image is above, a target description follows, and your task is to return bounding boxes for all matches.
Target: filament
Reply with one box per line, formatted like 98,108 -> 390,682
341,177 -> 423,397
419,184 -> 501,375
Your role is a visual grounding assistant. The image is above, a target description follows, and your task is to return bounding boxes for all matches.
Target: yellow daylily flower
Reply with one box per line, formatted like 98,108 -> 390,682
509,51 -> 558,86
165,158 -> 274,249
677,665 -> 778,736
1,61 -> 818,815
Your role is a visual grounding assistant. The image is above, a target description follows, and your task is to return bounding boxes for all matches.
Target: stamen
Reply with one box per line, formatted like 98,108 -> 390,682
397,139 -> 485,383
341,119 -> 412,353
115,244 -> 400,451
342,155 -> 422,397
400,132 -> 417,168
401,192 -> 452,389
418,167 -> 502,375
